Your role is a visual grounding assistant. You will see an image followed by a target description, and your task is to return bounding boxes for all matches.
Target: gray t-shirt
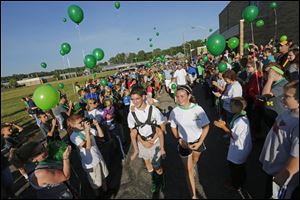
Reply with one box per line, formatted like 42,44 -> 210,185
52,104 -> 68,129
264,78 -> 289,115
259,110 -> 299,175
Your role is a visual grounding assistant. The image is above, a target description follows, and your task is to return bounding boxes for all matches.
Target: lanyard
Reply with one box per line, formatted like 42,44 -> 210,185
178,103 -> 197,110
272,78 -> 286,88
38,159 -> 62,166
229,111 -> 247,129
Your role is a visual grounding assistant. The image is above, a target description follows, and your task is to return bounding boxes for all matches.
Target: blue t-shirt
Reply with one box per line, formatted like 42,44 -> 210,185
188,65 -> 197,75
123,96 -> 131,106
163,69 -> 173,80
85,92 -> 99,101
108,82 -> 114,88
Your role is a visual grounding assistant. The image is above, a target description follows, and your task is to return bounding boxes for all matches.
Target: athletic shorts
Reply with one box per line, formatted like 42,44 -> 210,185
84,160 -> 109,189
138,139 -> 161,169
177,142 -> 206,157
165,79 -> 171,88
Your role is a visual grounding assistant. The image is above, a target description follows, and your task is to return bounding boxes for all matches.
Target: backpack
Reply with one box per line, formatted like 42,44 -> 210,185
131,105 -> 160,137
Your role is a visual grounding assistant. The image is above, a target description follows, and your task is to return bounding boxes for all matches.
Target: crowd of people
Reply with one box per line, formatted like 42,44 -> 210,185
1,38 -> 299,199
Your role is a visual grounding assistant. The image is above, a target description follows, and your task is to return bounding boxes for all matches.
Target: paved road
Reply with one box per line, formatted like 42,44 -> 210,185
15,82 -> 267,199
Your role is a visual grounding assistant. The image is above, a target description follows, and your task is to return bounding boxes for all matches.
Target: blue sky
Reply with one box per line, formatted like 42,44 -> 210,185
1,1 -> 229,76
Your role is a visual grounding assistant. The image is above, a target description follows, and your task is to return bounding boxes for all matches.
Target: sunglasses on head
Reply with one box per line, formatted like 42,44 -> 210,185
32,143 -> 47,157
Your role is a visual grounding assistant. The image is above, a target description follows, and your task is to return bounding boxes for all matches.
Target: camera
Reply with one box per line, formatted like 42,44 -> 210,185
83,118 -> 93,124
255,94 -> 273,102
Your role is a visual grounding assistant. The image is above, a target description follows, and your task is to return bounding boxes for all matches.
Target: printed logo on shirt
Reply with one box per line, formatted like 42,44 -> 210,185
193,114 -> 202,121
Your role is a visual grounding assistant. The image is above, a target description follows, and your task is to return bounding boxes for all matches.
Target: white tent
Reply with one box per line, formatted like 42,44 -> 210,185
175,52 -> 185,59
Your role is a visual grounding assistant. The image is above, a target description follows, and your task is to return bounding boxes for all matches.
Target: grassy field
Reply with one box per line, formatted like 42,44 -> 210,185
1,70 -> 117,127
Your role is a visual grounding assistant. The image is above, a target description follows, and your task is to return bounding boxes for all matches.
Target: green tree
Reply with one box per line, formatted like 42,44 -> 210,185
137,50 -> 146,61
152,48 -> 161,57
9,78 -> 18,88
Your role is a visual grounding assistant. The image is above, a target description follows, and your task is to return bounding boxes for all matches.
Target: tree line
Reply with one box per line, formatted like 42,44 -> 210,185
2,39 -> 206,85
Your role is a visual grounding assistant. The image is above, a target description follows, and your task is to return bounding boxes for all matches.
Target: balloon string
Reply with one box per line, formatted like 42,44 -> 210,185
274,9 -> 277,43
76,25 -> 86,59
66,55 -> 71,68
61,56 -> 66,69
254,61 -> 260,95
250,22 -> 254,44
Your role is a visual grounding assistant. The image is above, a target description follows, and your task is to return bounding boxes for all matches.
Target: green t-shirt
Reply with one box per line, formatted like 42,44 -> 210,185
197,65 -> 204,75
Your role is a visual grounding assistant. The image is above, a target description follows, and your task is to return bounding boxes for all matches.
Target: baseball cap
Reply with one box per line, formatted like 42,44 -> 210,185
280,40 -> 288,46
270,66 -> 284,75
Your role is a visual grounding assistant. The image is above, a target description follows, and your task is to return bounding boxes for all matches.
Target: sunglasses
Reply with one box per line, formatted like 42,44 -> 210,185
32,143 -> 47,157
89,102 -> 97,105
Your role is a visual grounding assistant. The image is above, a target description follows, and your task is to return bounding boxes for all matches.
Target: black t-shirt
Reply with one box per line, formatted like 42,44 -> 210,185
276,53 -> 289,68
40,122 -> 61,142
3,130 -> 23,149
231,62 -> 241,74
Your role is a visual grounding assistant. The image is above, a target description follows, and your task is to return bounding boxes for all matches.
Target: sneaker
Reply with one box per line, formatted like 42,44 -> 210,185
236,188 -> 246,199
223,180 -> 236,191
151,182 -> 159,193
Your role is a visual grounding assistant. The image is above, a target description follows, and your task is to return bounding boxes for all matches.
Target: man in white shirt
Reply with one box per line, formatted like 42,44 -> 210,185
173,65 -> 187,86
127,86 -> 166,193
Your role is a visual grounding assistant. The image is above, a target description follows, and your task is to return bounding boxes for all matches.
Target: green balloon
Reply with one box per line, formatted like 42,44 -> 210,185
84,54 -> 97,69
150,44 -> 153,48
74,102 -> 81,112
280,35 -> 287,42
243,42 -> 249,49
68,5 -> 84,25
270,2 -> 277,9
256,19 -> 264,27
209,28 -> 213,32
202,55 -> 208,63
47,140 -> 68,161
61,42 -> 71,54
242,5 -> 259,23
33,84 -> 60,110
228,37 -> 239,49
154,27 -> 156,30
58,83 -> 64,89
149,38 -> 152,42
92,73 -> 96,78
171,83 -> 177,90
41,62 -> 47,68
146,62 -> 152,67
60,49 -> 65,56
100,79 -> 107,86
156,32 -> 159,36
218,62 -> 227,73
63,18 -> 67,22
93,48 -> 105,61
207,34 -> 226,56
115,1 -> 120,9
137,37 -> 140,40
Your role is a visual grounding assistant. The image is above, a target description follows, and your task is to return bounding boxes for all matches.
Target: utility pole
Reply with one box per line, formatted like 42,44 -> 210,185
240,19 -> 244,57
182,32 -> 186,58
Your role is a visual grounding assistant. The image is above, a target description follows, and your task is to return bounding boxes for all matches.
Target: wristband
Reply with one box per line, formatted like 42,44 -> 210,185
63,158 -> 69,160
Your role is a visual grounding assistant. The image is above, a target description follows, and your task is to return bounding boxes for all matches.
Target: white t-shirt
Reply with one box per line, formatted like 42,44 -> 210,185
174,69 -> 187,86
88,109 -> 104,124
127,105 -> 164,137
227,116 -> 252,164
169,103 -> 210,143
70,128 -> 104,169
221,81 -> 243,112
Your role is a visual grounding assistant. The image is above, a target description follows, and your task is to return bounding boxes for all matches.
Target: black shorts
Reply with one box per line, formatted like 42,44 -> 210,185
177,142 -> 206,157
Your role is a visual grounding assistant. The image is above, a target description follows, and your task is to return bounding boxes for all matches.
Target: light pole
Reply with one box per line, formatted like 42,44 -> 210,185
186,42 -> 192,62
182,32 -> 186,58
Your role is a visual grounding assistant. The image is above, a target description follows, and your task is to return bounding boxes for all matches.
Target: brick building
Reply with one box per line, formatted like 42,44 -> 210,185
218,1 -> 299,45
